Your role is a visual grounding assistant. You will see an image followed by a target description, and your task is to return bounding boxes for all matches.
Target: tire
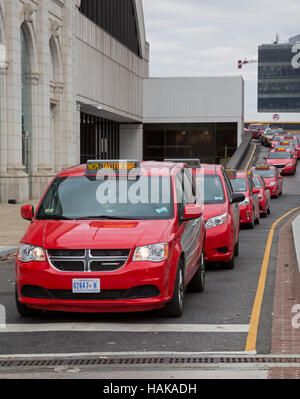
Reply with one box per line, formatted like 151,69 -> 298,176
15,287 -> 43,317
222,253 -> 235,270
234,241 -> 239,257
261,211 -> 267,218
248,211 -> 255,229
163,259 -> 185,317
267,207 -> 271,215
188,251 -> 205,293
254,214 -> 260,225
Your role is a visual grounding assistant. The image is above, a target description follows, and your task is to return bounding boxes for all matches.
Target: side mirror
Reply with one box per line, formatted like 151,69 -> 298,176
21,205 -> 34,221
252,188 -> 260,195
231,193 -> 245,204
183,204 -> 202,220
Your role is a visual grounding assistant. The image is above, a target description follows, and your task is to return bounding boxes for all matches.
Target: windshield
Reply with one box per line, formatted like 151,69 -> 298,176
289,139 -> 298,145
195,174 -> 225,204
253,169 -> 275,178
229,178 -> 247,193
252,177 -> 262,189
36,176 -> 174,220
268,152 -> 292,159
272,136 -> 285,141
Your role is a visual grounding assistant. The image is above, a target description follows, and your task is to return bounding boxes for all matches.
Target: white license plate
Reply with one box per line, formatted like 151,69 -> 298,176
72,279 -> 100,293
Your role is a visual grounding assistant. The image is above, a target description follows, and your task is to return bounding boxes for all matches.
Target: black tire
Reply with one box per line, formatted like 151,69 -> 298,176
163,260 -> 185,317
248,211 -> 255,229
267,207 -> 271,215
15,287 -> 43,317
188,251 -> 205,293
222,254 -> 235,270
234,241 -> 239,257
254,214 -> 260,225
261,211 -> 267,218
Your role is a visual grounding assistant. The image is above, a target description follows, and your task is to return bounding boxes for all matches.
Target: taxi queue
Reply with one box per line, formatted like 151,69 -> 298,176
14,132 -> 297,318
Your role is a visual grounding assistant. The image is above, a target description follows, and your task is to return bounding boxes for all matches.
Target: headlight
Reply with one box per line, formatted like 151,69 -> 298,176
287,163 -> 294,167
206,213 -> 228,229
269,182 -> 276,187
133,243 -> 169,262
258,194 -> 263,199
239,198 -> 250,206
17,244 -> 45,263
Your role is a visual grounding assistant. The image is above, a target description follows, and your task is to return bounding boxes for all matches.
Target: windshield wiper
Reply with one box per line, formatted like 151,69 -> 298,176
74,215 -> 138,220
36,215 -> 74,220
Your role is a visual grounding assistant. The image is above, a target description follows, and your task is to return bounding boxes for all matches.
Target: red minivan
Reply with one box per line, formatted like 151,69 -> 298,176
228,171 -> 260,229
16,160 -> 206,317
164,160 -> 244,269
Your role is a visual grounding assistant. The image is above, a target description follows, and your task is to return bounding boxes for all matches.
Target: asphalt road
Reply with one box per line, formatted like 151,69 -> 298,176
0,140 -> 299,357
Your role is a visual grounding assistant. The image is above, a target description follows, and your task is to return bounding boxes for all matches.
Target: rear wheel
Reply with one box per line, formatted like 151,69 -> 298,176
267,206 -> 271,215
234,241 -> 239,257
248,210 -> 255,229
222,253 -> 235,270
163,260 -> 185,317
188,251 -> 205,293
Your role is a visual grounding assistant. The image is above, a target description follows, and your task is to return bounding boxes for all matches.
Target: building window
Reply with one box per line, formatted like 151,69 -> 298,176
80,113 -> 120,164
143,123 -> 237,165
79,0 -> 141,57
21,25 -> 32,173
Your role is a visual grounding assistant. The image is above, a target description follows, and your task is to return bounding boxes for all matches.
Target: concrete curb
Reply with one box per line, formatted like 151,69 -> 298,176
0,246 -> 18,259
292,215 -> 300,272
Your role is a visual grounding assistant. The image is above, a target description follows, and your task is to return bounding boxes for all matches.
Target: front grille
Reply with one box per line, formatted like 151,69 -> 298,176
21,285 -> 160,301
47,249 -> 130,272
273,164 -> 285,168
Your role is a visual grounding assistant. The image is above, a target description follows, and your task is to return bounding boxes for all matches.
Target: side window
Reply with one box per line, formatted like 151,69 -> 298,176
182,168 -> 196,204
223,172 -> 233,200
175,173 -> 185,221
248,176 -> 254,191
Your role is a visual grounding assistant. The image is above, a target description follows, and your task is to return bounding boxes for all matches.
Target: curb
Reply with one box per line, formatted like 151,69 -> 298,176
292,215 -> 300,273
0,247 -> 18,260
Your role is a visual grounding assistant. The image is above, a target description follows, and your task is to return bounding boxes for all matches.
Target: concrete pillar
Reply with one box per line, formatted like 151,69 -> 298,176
2,0 -> 29,203
0,62 -> 8,174
61,0 -> 76,169
120,124 -> 143,159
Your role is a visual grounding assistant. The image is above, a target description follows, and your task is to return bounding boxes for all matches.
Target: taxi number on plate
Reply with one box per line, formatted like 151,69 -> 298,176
72,279 -> 100,293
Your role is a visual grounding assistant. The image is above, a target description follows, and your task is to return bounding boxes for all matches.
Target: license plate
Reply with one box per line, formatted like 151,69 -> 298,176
72,279 -> 100,293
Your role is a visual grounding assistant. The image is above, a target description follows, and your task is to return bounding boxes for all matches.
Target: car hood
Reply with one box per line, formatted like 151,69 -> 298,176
202,203 -> 227,222
21,219 -> 171,250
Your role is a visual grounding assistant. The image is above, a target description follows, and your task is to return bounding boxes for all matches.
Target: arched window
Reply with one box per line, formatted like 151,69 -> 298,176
20,24 -> 32,171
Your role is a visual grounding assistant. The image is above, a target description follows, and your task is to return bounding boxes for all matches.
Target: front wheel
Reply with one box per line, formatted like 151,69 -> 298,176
15,287 -> 43,317
163,260 -> 185,317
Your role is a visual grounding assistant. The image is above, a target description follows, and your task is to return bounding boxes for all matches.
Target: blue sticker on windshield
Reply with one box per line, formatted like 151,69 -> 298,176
215,197 -> 223,201
156,207 -> 168,214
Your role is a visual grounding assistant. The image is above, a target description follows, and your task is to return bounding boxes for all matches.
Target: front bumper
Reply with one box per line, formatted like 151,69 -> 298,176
205,222 -> 234,262
15,258 -> 176,313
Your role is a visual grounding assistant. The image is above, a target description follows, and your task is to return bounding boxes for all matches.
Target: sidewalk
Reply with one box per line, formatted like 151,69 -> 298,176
0,199 -> 38,258
269,211 -> 300,378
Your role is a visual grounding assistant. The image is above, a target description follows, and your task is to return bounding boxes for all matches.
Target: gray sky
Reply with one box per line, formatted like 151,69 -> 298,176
142,0 -> 300,117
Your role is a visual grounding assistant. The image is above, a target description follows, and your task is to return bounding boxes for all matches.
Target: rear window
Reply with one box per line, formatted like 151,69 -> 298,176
229,178 -> 247,193
268,152 -> 292,159
195,174 -> 225,204
253,169 -> 275,178
252,177 -> 262,189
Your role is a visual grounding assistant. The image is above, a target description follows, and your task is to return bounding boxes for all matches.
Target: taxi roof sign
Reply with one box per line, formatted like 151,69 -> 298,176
255,165 -> 270,169
284,136 -> 294,139
238,170 -> 253,176
226,169 -> 237,176
279,141 -> 290,145
86,160 -> 140,175
275,147 -> 287,152
163,158 -> 201,168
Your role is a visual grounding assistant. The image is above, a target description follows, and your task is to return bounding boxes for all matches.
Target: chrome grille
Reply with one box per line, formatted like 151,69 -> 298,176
47,249 -> 130,272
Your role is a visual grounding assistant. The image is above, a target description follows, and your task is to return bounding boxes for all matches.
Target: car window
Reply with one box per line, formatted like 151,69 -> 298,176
252,177 -> 262,189
230,178 -> 247,193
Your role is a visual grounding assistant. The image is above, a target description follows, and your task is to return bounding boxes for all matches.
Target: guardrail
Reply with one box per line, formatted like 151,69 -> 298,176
226,132 -> 252,170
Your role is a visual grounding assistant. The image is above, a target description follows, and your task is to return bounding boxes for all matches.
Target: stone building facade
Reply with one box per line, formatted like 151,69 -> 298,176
0,0 -> 149,203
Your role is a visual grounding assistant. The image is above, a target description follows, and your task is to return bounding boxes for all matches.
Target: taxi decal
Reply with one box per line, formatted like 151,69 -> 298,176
90,221 -> 138,229
86,160 -> 140,175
